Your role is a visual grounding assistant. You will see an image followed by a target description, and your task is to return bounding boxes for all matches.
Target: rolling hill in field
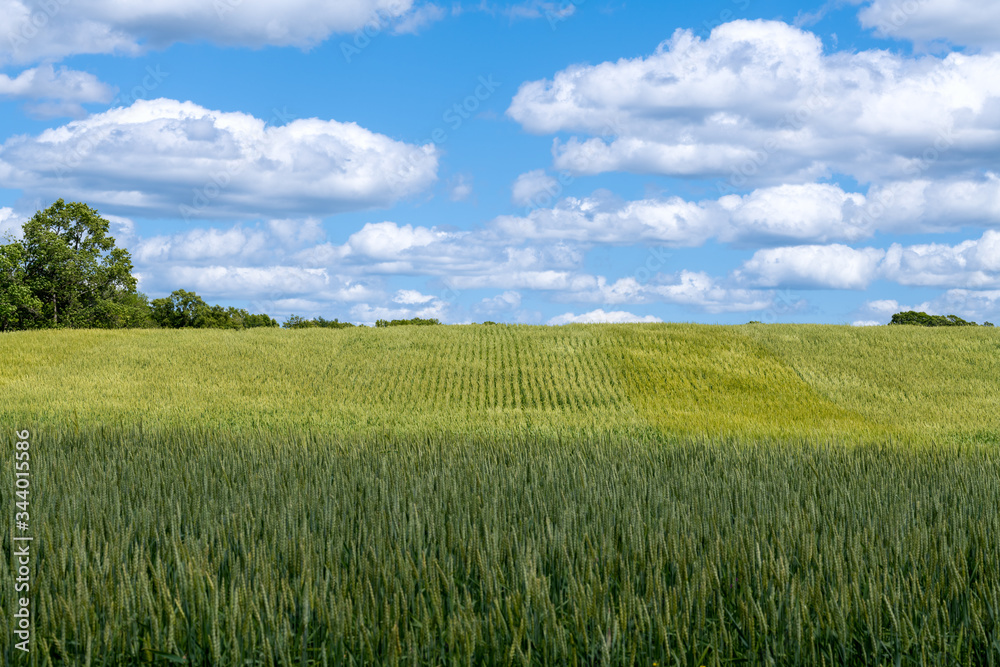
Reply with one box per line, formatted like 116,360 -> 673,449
3,324 -> 999,664
2,323 -> 998,443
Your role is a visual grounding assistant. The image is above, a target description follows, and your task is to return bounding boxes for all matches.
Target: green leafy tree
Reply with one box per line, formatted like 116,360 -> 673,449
151,289 -> 212,328
889,311 -> 978,327
0,238 -> 43,332
151,290 -> 276,329
18,200 -> 143,329
283,315 -> 354,329
375,317 -> 441,328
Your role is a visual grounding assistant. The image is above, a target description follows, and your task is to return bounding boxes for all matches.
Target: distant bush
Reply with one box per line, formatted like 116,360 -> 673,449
283,315 -> 355,329
375,318 -> 441,328
889,311 -> 980,327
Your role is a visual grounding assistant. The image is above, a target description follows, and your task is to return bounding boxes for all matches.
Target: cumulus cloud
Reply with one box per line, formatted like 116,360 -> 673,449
917,290 -> 1000,321
559,271 -> 775,313
736,245 -> 887,289
859,290 -> 1000,323
0,64 -> 114,117
0,98 -> 438,218
0,0 -> 426,66
393,289 -> 435,304
881,230 -> 1000,288
547,309 -> 662,325
511,169 -> 559,207
350,298 -> 448,325
478,291 -> 522,312
508,20 -> 1000,184
858,0 -> 1000,50
448,174 -> 473,202
736,231 -> 1000,290
494,176 -> 1000,249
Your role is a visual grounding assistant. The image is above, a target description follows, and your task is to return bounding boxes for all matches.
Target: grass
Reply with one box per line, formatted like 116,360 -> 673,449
1,323 -> 998,665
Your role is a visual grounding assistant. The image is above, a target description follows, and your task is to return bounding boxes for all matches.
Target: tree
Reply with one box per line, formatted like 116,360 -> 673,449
375,317 -> 441,327
283,315 -> 354,329
889,311 -> 978,327
151,289 -> 212,328
17,199 -> 143,329
0,239 -> 43,332
151,290 -> 277,329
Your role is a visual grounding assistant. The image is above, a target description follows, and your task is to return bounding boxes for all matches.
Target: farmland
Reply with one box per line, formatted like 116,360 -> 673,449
1,323 -> 999,664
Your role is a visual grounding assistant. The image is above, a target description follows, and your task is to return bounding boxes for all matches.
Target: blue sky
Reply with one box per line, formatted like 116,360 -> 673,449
2,0 -> 999,325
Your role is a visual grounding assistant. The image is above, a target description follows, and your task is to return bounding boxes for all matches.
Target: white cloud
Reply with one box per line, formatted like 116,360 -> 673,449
505,1 -> 576,21
165,265 -> 333,298
0,207 -> 24,237
736,231 -> 1000,290
0,0 -> 422,66
881,230 -> 1000,288
508,20 -> 1000,184
558,271 -> 775,313
852,320 -> 883,326
917,290 -> 1000,321
495,191 -> 722,246
345,222 -> 445,260
0,98 -> 438,218
350,298 -> 447,325
511,169 -> 559,207
393,289 -> 435,304
448,174 -> 473,201
736,245 -> 887,289
719,183 -> 870,244
858,0 -> 1000,50
860,290 -> 1000,323
134,226 -> 270,263
547,309 -> 661,325
479,290 -> 522,312
0,64 -> 114,117
392,3 -> 446,33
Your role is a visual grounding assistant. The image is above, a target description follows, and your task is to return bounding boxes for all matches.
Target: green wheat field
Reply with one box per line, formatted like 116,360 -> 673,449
1,323 -> 999,665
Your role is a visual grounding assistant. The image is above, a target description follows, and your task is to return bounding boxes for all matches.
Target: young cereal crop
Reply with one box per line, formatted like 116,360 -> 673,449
0,323 -> 998,665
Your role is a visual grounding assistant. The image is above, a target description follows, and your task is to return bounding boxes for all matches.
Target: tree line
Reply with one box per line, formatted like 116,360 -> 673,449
1,200 -> 446,333
890,311 -> 994,327
0,200 -> 278,332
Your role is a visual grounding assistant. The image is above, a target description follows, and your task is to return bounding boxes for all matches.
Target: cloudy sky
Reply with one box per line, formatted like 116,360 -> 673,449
2,0 -> 998,325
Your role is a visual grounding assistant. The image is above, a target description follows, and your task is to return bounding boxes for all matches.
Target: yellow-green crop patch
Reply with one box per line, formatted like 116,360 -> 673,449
1,323 -> 996,442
